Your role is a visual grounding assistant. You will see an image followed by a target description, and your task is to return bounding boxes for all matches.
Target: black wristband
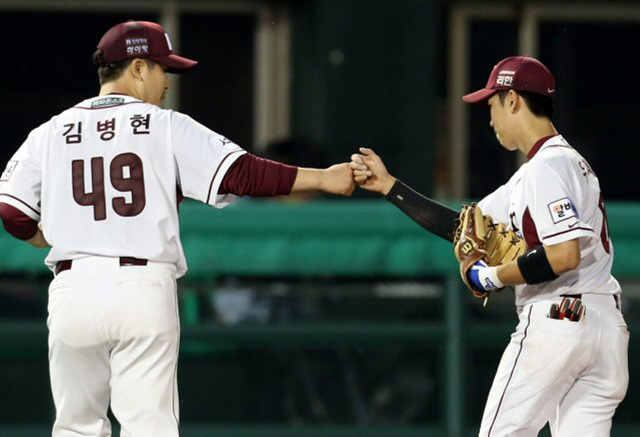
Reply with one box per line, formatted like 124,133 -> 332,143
384,180 -> 459,242
517,246 -> 559,284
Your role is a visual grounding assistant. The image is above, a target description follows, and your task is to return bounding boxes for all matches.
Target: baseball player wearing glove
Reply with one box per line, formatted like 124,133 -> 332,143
0,21 -> 354,437
351,56 -> 628,436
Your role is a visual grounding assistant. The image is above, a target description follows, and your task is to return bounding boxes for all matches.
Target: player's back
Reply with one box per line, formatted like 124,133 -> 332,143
35,95 -> 184,271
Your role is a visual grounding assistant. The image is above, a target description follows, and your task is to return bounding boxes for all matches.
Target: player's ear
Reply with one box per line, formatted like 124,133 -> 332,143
508,90 -> 520,114
130,59 -> 146,81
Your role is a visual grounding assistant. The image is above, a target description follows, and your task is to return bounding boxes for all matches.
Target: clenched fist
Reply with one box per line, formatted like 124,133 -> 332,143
321,162 -> 356,196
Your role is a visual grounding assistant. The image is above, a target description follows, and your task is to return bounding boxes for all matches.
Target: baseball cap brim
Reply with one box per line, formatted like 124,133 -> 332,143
462,88 -> 498,104
150,53 -> 199,73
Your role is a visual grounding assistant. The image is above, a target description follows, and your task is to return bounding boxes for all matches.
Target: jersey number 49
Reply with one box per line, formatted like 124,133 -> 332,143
72,153 -> 146,221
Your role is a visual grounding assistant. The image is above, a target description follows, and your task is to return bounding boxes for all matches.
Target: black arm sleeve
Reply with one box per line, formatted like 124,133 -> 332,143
517,246 -> 559,284
384,180 -> 459,242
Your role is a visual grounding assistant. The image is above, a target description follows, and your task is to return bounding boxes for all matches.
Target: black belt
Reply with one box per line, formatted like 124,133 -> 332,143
561,294 -> 620,311
55,257 -> 148,275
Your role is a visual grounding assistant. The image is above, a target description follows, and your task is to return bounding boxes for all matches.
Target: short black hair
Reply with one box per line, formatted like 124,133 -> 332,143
92,50 -> 155,85
498,90 -> 554,118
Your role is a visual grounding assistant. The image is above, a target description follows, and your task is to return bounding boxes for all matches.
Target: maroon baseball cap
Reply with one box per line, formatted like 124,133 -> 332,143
463,56 -> 555,104
97,21 -> 198,73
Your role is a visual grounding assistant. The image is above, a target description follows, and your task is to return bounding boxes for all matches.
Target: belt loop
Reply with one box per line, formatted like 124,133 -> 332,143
55,260 -> 73,275
119,257 -> 148,266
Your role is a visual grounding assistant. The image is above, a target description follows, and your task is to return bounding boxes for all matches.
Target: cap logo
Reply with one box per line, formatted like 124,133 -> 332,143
496,74 -> 513,87
125,37 -> 149,56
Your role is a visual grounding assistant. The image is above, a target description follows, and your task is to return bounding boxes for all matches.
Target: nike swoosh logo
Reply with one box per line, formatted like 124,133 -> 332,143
547,88 -> 555,93
568,222 -> 579,228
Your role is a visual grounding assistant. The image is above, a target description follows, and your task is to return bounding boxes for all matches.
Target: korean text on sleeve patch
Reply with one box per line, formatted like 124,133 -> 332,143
547,197 -> 578,224
0,161 -> 17,182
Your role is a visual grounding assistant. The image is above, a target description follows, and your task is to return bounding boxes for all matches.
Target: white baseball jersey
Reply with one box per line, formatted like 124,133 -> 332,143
0,95 -> 246,277
476,135 -> 628,436
478,134 -> 620,307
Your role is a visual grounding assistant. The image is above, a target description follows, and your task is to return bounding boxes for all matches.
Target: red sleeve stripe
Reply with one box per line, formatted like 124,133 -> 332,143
542,226 -> 594,241
205,150 -> 245,204
0,193 -> 40,216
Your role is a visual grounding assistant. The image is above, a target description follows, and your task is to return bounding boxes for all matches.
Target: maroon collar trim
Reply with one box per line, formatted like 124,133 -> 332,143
527,135 -> 559,160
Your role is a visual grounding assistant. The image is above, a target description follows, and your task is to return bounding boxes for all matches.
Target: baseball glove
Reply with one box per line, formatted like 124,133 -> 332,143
453,204 -> 528,298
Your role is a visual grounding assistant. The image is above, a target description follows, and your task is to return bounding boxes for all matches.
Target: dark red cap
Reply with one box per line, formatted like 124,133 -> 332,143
463,56 -> 555,104
97,21 -> 198,73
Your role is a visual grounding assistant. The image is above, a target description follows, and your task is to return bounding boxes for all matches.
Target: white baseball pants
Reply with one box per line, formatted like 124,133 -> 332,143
479,293 -> 629,437
47,257 -> 180,437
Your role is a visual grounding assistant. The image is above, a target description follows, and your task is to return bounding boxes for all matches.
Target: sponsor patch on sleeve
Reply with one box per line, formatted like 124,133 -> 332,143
547,197 -> 578,224
0,160 -> 17,182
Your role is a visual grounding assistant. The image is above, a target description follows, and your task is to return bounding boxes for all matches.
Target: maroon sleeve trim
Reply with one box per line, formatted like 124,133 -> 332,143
0,193 -> 40,215
0,203 -> 39,240
542,226 -> 594,241
205,150 -> 245,204
219,153 -> 298,197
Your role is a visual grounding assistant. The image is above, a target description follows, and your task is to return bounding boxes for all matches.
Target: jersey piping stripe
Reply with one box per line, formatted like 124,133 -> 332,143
540,144 -> 573,152
171,280 -> 180,430
205,150 -> 244,204
72,101 -> 145,111
0,193 -> 40,215
542,226 -> 594,241
487,305 -> 533,436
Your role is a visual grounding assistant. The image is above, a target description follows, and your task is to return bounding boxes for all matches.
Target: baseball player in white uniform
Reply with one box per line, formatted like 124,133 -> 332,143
0,21 -> 354,437
350,56 -> 628,435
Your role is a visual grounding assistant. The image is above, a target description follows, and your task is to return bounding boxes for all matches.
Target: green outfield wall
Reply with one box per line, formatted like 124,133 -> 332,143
0,200 -> 638,437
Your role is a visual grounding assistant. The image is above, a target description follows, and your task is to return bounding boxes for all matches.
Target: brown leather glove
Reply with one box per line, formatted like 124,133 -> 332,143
453,204 -> 528,298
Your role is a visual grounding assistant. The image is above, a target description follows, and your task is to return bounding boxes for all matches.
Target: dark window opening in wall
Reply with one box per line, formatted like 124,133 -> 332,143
467,20 -> 518,199
180,14 -> 256,151
0,12 -> 157,166
541,22 -> 640,201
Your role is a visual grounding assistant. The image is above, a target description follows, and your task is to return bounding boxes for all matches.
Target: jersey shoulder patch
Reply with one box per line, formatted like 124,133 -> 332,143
0,160 -> 17,182
547,197 -> 578,224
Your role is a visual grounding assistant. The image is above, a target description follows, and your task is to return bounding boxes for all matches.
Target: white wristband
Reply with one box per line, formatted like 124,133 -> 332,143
479,266 -> 505,290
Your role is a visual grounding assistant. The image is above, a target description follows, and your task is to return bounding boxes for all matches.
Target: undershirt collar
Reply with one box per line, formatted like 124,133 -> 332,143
527,134 -> 559,160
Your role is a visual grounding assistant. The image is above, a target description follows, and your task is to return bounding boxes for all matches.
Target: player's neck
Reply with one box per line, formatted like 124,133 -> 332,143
99,80 -> 141,102
517,117 -> 557,156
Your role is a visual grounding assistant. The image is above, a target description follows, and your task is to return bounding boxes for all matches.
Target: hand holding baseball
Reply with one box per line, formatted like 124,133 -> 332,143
350,147 -> 396,195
